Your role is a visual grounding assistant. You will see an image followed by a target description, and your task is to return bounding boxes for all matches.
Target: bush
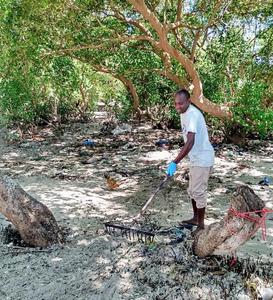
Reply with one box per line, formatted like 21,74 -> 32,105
231,82 -> 273,138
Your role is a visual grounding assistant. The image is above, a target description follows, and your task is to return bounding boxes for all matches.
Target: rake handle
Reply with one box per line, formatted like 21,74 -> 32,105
134,175 -> 169,220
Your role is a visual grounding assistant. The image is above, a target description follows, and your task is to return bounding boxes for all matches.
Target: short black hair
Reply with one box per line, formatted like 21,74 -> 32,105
175,89 -> 190,100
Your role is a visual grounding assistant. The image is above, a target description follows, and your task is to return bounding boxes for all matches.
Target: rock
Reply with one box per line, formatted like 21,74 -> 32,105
248,139 -> 262,146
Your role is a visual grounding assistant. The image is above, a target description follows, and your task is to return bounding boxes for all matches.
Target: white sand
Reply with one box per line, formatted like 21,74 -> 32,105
0,124 -> 272,299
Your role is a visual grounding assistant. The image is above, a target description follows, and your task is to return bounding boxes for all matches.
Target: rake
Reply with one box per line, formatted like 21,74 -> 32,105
104,176 -> 169,241
105,222 -> 195,244
104,222 -> 155,242
133,175 -> 169,220
104,173 -> 197,243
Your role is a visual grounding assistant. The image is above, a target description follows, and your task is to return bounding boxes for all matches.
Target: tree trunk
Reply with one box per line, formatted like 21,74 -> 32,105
0,176 -> 63,247
117,74 -> 141,113
193,185 -> 265,258
127,0 -> 231,119
93,65 -> 141,116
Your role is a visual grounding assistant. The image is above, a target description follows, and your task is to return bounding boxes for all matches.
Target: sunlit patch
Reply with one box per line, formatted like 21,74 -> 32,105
97,256 -> 110,264
77,239 -> 91,246
51,257 -> 62,262
241,168 -> 265,177
138,149 -> 178,162
2,152 -> 21,159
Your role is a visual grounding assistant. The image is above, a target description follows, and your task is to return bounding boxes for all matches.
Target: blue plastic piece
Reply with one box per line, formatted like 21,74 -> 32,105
258,176 -> 273,186
83,139 -> 95,147
212,143 -> 220,150
155,139 -> 170,147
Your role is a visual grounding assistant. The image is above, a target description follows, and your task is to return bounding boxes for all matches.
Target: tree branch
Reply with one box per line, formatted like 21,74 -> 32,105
93,64 -> 140,112
198,0 -> 228,47
127,0 -> 166,36
171,28 -> 191,55
176,0 -> 183,22
41,35 -> 152,57
155,69 -> 187,86
128,0 -> 231,118
190,30 -> 201,61
109,6 -> 152,37
168,21 -> 201,31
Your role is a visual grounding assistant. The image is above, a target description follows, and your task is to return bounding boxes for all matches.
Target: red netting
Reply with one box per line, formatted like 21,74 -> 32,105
228,207 -> 273,240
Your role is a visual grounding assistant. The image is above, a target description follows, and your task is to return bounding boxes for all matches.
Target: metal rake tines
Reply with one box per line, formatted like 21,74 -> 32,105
104,222 -> 155,242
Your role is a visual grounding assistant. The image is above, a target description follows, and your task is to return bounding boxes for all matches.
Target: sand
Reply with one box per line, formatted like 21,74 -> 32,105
0,123 -> 272,300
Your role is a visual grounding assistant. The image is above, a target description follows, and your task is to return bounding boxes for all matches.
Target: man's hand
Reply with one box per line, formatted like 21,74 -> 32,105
166,161 -> 177,176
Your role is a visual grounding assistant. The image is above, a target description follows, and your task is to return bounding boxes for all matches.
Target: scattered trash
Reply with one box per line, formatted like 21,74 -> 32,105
155,139 -> 170,147
258,176 -> 273,186
100,120 -> 117,133
212,143 -> 221,151
51,171 -> 82,181
104,173 -> 120,190
167,227 -> 188,245
237,163 -> 250,170
83,139 -> 95,147
122,142 -> 135,150
111,124 -> 132,135
0,122 -> 272,299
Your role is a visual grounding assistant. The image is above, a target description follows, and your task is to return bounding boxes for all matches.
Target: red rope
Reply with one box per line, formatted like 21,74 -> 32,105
227,207 -> 273,240
224,207 -> 273,267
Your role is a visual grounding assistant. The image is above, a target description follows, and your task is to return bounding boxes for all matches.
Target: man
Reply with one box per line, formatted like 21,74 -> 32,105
166,89 -> 214,232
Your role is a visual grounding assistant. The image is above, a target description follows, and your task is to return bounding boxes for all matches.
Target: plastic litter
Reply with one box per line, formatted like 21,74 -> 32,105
258,176 -> 273,186
83,139 -> 95,147
212,143 -> 220,151
155,139 -> 170,147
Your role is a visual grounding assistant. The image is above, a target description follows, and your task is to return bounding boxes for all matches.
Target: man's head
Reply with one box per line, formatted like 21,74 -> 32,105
174,89 -> 191,114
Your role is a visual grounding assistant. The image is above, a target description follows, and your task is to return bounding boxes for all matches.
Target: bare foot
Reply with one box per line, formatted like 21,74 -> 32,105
180,218 -> 198,226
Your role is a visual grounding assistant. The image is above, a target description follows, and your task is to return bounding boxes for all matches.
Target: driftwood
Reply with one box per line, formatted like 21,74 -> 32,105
193,185 -> 265,258
0,176 -> 63,247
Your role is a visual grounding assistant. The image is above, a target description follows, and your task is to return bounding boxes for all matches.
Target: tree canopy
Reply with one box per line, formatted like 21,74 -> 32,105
0,0 -> 272,136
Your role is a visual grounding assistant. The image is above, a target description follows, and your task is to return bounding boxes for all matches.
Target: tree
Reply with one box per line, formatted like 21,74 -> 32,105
40,0 -> 234,117
0,176 -> 63,247
0,0 -> 273,136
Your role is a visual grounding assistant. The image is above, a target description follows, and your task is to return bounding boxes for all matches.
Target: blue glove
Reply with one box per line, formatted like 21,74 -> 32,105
166,161 -> 177,176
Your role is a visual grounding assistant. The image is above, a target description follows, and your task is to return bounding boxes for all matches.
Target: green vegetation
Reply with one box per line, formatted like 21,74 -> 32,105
0,0 -> 272,137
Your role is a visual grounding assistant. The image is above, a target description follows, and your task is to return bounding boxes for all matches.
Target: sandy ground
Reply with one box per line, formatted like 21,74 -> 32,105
0,122 -> 272,300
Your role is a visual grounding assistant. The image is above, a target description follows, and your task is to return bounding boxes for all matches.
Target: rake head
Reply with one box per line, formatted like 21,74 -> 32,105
104,222 -> 196,244
104,222 -> 155,243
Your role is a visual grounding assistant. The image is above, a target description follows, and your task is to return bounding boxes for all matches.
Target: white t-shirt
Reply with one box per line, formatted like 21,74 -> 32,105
180,104 -> 214,167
